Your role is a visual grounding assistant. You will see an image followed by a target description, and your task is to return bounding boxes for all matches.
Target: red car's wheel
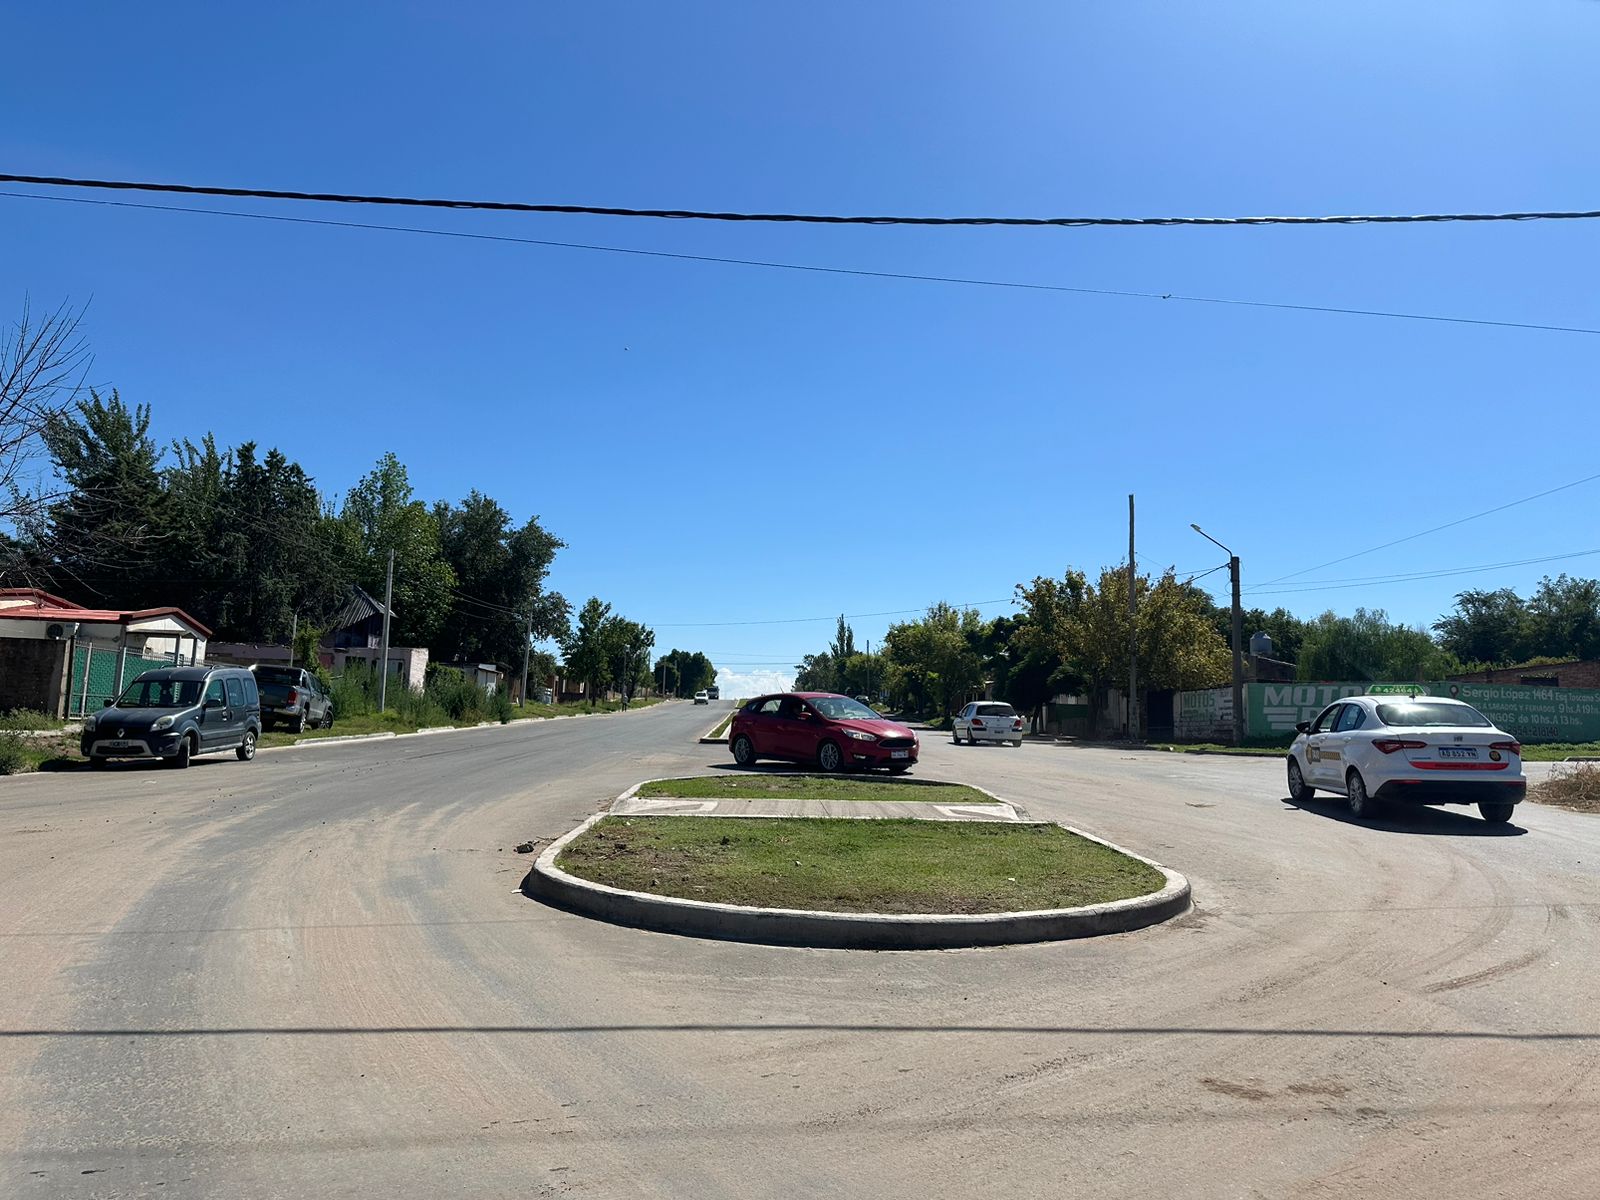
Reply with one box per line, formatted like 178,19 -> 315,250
731,734 -> 757,767
817,740 -> 845,773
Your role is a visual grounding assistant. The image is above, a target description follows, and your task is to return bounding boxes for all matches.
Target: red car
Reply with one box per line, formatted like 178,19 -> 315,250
729,693 -> 920,773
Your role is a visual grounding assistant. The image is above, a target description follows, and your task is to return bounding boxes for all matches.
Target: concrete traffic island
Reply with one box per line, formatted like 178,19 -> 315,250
523,775 -> 1191,950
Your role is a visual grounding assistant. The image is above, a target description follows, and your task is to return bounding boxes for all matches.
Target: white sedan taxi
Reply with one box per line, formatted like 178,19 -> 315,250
1286,693 -> 1525,823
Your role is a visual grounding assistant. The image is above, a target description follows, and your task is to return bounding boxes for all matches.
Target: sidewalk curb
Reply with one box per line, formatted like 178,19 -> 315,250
523,777 -> 1189,950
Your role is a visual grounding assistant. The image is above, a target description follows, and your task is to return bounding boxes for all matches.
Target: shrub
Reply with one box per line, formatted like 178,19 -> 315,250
0,733 -> 30,775
492,687 -> 514,724
1533,764 -> 1600,813
0,709 -> 60,731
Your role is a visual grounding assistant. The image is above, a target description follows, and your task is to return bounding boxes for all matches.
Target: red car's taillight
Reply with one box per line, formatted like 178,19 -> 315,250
1372,738 -> 1426,754
1490,740 -> 1521,755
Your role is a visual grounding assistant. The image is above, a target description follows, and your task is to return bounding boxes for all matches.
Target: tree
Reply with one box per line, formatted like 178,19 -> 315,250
1016,566 -> 1230,729
0,300 -> 90,579
654,648 -> 716,697
34,389 -> 168,606
881,602 -> 987,717
1434,588 -> 1532,667
1298,608 -> 1459,681
792,651 -> 836,693
1526,574 -> 1600,662
433,491 -> 568,666
563,597 -> 613,706
338,453 -> 456,648
829,615 -> 856,662
604,618 -> 655,705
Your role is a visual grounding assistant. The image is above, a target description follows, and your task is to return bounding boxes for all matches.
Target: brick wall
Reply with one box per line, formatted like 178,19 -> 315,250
1448,660 -> 1600,689
0,637 -> 71,718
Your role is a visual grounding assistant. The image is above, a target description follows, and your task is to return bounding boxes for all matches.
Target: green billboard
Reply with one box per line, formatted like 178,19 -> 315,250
1243,680 -> 1600,744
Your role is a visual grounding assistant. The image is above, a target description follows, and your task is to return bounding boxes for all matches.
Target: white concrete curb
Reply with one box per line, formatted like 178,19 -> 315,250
523,776 -> 1190,950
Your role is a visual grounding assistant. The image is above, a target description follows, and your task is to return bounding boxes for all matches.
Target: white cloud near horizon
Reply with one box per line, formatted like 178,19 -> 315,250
714,665 -> 793,697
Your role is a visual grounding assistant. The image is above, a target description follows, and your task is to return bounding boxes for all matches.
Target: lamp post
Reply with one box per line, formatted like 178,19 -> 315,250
1191,523 -> 1244,746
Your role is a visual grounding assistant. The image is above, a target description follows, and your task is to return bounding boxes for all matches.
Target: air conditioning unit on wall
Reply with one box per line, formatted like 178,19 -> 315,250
44,622 -> 79,640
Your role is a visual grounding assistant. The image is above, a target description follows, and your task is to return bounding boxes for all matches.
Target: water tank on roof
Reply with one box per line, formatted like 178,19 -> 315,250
1249,631 -> 1274,658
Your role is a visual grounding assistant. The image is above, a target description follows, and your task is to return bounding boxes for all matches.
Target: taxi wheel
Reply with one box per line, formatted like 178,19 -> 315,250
1346,768 -> 1378,818
1287,757 -> 1313,803
1478,802 -> 1515,824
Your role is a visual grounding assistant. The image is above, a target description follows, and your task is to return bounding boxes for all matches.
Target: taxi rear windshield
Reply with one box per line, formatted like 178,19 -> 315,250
975,704 -> 1016,717
1375,702 -> 1491,728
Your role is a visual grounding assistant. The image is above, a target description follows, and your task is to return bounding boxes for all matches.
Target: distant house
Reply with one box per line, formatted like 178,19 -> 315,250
208,586 -> 429,693
0,587 -> 212,717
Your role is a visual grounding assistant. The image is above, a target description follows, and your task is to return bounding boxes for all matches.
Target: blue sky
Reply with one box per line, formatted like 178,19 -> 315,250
4,2 -> 1597,695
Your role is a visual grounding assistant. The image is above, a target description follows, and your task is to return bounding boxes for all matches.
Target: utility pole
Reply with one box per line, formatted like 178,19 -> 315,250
1127,494 -> 1138,741
378,548 -> 395,712
521,609 -> 533,706
1190,524 -> 1245,746
289,611 -> 298,666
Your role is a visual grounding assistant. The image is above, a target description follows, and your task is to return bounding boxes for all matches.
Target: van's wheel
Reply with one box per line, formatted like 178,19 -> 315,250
236,730 -> 257,761
731,735 -> 756,767
1479,801 -> 1515,824
1287,757 -> 1314,803
167,735 -> 194,770
817,740 -> 845,773
1346,768 -> 1378,818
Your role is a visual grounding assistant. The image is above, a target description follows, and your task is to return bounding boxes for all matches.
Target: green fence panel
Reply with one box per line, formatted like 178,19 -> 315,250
67,647 -> 185,716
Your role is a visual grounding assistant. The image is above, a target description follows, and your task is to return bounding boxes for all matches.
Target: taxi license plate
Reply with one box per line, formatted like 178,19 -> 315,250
890,750 -> 909,759
1438,747 -> 1478,759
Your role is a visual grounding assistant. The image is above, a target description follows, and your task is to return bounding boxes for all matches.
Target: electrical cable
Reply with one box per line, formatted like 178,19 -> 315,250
1254,469 -> 1600,587
1244,547 -> 1600,596
5,172 -> 1600,228
6,190 -> 1596,337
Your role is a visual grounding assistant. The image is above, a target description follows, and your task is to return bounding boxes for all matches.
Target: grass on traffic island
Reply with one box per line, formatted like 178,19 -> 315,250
636,773 -> 993,805
557,816 -> 1165,914
704,711 -> 734,740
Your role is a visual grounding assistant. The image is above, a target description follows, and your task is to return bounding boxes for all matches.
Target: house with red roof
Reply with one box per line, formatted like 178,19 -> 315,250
0,588 -> 212,718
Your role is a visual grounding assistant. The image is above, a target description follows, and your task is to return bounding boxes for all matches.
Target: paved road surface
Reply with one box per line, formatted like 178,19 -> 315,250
3,703 -> 1598,1198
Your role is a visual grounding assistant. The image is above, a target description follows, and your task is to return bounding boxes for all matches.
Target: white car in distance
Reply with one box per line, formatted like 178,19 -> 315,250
1286,693 -> 1525,823
953,701 -> 1025,746
693,690 -> 710,705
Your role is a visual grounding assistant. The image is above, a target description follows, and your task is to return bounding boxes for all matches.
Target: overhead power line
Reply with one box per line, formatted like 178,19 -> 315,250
652,598 -> 1016,628
4,172 -> 1600,229
1255,469 -> 1600,588
8,191 -> 1595,338
1244,547 -> 1600,597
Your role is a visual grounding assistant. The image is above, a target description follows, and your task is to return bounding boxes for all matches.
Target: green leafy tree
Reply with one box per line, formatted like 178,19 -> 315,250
603,617 -> 655,705
563,597 -> 614,706
792,651 -> 836,693
1016,566 -> 1230,728
433,491 -> 568,666
35,389 -> 168,606
654,648 -> 716,697
1526,575 -> 1600,662
881,602 -> 987,717
339,453 -> 455,648
1298,608 -> 1459,681
1433,588 -> 1532,667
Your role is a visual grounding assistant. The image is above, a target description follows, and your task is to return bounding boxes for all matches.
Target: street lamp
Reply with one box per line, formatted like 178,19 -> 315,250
1190,523 -> 1245,746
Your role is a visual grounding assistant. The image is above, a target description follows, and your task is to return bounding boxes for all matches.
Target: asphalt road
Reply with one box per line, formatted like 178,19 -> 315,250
4,702 -> 1598,1199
